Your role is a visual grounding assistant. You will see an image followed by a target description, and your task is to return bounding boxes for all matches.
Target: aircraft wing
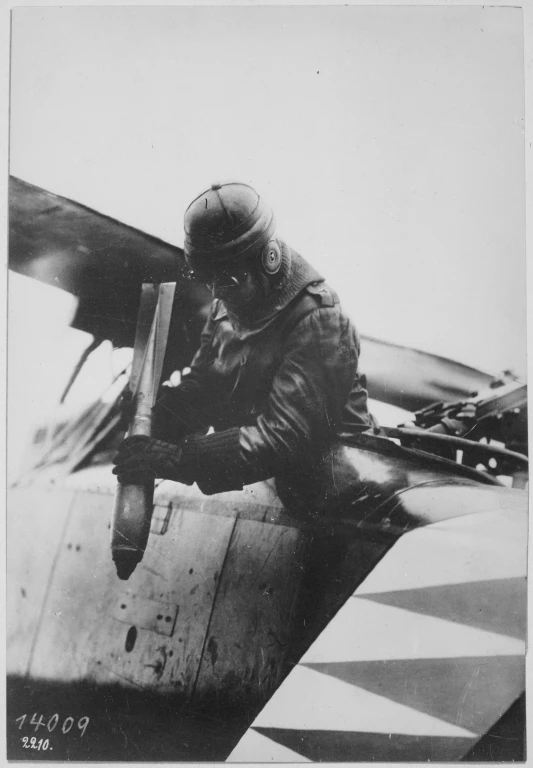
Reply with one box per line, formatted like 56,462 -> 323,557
360,336 -> 494,412
9,175 -> 210,349
9,175 -> 210,370
10,175 -> 498,412
227,496 -> 526,762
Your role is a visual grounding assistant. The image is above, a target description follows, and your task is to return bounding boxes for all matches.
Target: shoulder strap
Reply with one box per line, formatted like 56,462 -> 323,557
279,281 -> 339,344
305,281 -> 339,307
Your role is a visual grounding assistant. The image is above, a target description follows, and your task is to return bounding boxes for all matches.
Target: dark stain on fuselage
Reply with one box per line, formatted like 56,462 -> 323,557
206,637 -> 218,667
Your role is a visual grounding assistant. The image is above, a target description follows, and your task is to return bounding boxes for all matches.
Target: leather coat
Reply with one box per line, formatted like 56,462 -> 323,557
153,245 -> 373,494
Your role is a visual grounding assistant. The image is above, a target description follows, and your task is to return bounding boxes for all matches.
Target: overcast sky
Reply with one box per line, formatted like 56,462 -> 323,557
10,4 -> 526,376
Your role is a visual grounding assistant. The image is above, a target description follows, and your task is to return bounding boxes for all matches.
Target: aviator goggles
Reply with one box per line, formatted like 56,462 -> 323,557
188,264 -> 251,290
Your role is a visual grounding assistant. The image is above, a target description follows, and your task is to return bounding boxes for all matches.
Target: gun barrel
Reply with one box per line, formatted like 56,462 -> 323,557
475,382 -> 527,420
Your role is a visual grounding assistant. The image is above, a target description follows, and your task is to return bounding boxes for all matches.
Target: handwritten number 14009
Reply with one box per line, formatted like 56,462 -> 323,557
15,713 -> 89,736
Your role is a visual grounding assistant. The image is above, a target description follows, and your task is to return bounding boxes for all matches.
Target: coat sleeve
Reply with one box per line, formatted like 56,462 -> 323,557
151,302 -> 219,442
180,304 -> 367,494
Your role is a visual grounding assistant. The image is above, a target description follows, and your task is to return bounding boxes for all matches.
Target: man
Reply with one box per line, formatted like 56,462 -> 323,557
113,182 -> 374,496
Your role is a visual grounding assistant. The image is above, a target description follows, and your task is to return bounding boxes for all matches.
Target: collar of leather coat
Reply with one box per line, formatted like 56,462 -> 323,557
215,241 -> 324,338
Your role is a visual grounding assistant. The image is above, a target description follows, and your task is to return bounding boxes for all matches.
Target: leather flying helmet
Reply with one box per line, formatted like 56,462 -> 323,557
184,182 -> 277,280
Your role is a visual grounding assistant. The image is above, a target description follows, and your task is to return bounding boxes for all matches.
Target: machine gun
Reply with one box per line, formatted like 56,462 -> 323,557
413,379 -> 527,435
380,379 -> 528,486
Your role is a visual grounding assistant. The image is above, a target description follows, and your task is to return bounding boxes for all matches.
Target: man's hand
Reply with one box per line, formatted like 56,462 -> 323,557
112,435 -> 194,485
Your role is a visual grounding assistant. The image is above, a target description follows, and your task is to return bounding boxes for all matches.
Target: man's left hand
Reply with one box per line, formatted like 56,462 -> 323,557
112,435 -> 194,485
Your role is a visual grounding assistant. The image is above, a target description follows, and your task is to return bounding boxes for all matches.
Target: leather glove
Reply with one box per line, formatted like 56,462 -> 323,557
112,435 -> 194,485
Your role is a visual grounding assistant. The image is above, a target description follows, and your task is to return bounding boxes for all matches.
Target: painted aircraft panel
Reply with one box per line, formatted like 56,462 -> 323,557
228,504 -> 527,762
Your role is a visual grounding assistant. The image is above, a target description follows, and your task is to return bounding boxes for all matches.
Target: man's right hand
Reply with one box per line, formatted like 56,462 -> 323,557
112,435 -> 195,486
